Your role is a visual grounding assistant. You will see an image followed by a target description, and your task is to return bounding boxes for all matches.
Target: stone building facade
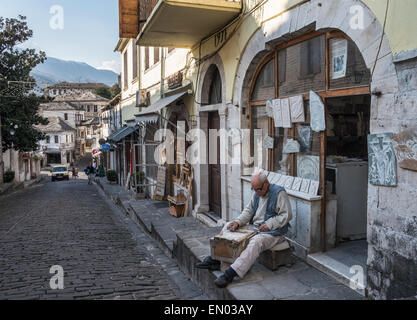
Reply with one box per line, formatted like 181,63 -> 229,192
117,0 -> 417,299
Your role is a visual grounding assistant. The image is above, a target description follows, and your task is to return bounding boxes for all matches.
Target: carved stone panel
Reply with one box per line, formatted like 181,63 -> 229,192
309,91 -> 326,132
283,139 -> 301,154
297,155 -> 320,181
289,95 -> 305,123
368,133 -> 397,187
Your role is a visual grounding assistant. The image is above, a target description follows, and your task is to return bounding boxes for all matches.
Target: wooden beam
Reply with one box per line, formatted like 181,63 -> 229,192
119,0 -> 139,39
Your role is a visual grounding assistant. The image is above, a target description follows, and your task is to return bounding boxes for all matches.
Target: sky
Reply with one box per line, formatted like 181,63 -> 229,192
0,0 -> 121,73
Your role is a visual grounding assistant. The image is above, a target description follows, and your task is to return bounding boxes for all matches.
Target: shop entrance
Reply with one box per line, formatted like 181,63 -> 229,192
309,94 -> 371,294
47,153 -> 61,164
208,111 -> 222,216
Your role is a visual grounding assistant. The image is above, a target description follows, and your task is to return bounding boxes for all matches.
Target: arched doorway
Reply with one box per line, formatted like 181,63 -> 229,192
245,29 -> 372,292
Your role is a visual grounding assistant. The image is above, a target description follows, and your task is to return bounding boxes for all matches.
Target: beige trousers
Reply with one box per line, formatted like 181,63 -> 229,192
221,223 -> 283,278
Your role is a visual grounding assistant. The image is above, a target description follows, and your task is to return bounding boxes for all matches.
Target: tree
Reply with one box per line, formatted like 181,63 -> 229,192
110,83 -> 121,98
93,86 -> 112,99
0,16 -> 49,178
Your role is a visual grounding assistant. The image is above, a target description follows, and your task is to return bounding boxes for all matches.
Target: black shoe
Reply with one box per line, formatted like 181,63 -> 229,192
214,274 -> 233,288
195,256 -> 220,271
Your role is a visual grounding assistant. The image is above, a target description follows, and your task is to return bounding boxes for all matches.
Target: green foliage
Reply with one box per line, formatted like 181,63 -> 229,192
106,170 -> 117,182
0,15 -> 48,153
110,83 -> 121,98
98,165 -> 105,177
93,86 -> 112,99
4,170 -> 15,183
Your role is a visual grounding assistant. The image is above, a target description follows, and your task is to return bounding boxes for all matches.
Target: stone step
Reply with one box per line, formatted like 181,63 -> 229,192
307,252 -> 366,296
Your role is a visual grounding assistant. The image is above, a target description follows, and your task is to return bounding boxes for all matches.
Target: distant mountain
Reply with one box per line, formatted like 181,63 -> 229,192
31,57 -> 118,87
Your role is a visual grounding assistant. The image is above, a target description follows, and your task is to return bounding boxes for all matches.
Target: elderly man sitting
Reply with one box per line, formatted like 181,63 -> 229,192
195,172 -> 292,288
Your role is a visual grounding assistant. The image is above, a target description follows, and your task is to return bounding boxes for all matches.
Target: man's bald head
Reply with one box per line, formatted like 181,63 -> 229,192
251,172 -> 269,196
251,172 -> 267,185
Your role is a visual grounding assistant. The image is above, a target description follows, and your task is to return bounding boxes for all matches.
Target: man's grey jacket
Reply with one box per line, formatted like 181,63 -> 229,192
234,184 -> 292,236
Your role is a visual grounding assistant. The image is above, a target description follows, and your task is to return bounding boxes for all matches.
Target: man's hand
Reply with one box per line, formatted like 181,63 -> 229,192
258,224 -> 270,232
227,222 -> 239,232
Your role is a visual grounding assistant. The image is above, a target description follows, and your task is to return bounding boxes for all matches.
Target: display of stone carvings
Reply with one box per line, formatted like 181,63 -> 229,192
300,179 -> 311,193
283,139 -> 301,154
391,127 -> 417,172
284,176 -> 295,190
308,180 -> 320,196
272,98 -> 283,127
292,177 -> 303,192
309,91 -> 326,132
289,95 -> 305,123
297,125 -> 312,150
281,98 -> 291,128
263,134 -> 274,149
266,100 -> 274,118
368,133 -> 397,187
297,155 -> 320,181
271,96 -> 305,128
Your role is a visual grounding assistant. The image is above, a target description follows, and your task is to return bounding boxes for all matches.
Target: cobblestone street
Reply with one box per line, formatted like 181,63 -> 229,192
0,177 -> 204,300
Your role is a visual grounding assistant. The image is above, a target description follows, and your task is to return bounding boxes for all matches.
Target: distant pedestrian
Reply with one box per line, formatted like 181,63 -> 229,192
92,160 -> 97,175
85,163 -> 94,185
72,167 -> 78,179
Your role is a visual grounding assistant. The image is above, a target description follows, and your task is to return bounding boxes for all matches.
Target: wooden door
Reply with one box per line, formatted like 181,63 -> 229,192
208,112 -> 222,216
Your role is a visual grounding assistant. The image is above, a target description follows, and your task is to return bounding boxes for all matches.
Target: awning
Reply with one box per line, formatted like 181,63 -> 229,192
137,0 -> 242,48
135,91 -> 188,123
44,149 -> 61,154
107,125 -> 140,143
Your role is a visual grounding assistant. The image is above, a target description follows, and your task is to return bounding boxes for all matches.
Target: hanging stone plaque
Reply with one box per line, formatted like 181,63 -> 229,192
391,127 -> 417,172
309,91 -> 326,132
297,155 -> 320,181
368,133 -> 397,187
263,134 -> 274,149
283,139 -> 300,154
281,98 -> 292,128
273,99 -> 283,128
266,100 -> 274,118
289,95 -> 305,123
297,125 -> 312,150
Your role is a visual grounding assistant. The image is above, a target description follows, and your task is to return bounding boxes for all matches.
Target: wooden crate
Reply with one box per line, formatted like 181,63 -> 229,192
210,229 -> 256,264
258,241 -> 294,271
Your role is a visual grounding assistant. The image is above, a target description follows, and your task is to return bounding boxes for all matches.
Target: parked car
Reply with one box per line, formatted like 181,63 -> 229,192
51,165 -> 69,181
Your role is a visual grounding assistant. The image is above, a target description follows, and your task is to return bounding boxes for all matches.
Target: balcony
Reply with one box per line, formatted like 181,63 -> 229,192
119,0 -> 242,48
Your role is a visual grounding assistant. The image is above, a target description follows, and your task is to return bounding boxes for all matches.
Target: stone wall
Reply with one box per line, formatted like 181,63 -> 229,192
367,55 -> 417,300
230,0 -> 417,299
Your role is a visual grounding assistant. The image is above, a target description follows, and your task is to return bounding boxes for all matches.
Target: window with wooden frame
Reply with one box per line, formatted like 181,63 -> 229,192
248,30 -> 371,183
144,47 -> 150,70
132,42 -> 138,80
123,51 -> 128,89
154,47 -> 160,65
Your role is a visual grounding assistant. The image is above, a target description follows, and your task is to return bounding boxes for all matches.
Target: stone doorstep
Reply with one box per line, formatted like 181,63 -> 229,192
307,253 -> 366,296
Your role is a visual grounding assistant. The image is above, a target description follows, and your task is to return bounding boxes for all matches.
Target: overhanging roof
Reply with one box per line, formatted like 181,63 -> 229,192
137,0 -> 242,48
107,125 -> 140,143
135,91 -> 188,121
119,0 -> 139,38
